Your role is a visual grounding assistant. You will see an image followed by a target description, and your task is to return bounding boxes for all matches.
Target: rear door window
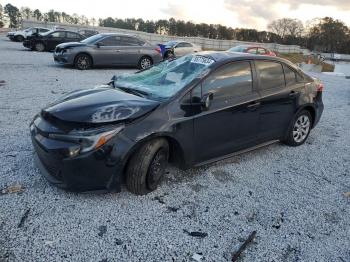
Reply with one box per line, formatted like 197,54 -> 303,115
256,61 -> 285,90
283,64 -> 298,86
51,31 -> 66,38
121,36 -> 143,46
67,32 -> 81,39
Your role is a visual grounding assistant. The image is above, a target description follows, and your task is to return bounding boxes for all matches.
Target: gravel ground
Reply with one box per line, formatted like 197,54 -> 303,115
0,35 -> 350,262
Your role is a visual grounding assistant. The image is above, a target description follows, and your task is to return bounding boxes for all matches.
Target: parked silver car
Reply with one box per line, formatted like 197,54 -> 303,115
163,40 -> 202,58
54,33 -> 163,70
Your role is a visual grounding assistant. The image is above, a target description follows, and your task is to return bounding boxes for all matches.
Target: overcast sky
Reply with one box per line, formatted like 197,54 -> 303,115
3,0 -> 350,30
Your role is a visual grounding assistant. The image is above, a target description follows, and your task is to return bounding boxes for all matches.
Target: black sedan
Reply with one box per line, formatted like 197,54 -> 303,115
23,30 -> 85,52
30,52 -> 324,194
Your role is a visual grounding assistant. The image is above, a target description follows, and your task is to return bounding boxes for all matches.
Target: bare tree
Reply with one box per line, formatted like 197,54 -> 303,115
33,9 -> 42,21
268,18 -> 304,39
20,7 -> 32,20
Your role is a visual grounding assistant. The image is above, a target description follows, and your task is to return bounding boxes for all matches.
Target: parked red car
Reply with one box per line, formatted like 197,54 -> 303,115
228,45 -> 277,56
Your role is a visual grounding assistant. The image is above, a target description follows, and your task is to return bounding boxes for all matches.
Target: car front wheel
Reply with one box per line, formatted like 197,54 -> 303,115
15,35 -> 24,42
74,54 -> 92,70
34,42 -> 45,52
283,110 -> 312,146
126,138 -> 169,195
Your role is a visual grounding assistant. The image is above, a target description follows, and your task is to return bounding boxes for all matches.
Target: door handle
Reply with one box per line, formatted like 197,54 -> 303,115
289,91 -> 299,98
115,49 -> 121,52
247,101 -> 261,109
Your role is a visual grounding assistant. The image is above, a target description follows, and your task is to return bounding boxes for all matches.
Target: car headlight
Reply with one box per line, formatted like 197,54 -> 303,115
49,125 -> 124,155
62,48 -> 71,54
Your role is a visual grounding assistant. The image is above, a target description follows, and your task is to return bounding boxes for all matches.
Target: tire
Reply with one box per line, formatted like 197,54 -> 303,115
138,56 -> 153,70
126,138 -> 169,195
15,35 -> 24,42
34,42 -> 45,52
283,110 -> 312,146
164,51 -> 174,60
74,54 -> 92,70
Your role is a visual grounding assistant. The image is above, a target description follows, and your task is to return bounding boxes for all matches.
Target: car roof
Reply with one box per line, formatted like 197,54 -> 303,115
50,30 -> 82,34
99,33 -> 136,37
196,51 -> 295,68
233,44 -> 268,49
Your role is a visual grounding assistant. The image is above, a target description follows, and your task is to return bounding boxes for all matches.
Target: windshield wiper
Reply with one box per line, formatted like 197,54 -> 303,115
115,86 -> 149,98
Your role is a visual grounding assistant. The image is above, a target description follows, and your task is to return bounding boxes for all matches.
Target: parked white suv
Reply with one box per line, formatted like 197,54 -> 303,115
9,27 -> 50,42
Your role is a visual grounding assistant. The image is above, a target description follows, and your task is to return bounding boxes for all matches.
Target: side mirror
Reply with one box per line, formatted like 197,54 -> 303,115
95,42 -> 102,48
200,92 -> 213,110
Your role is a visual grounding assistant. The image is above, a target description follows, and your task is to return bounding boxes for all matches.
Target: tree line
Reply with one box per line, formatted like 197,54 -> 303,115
0,3 -> 349,54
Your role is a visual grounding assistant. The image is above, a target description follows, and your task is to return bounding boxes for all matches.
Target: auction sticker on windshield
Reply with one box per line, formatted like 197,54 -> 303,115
191,56 -> 215,65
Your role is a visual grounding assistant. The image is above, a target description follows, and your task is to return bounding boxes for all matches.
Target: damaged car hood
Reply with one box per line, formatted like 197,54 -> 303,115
43,88 -> 160,124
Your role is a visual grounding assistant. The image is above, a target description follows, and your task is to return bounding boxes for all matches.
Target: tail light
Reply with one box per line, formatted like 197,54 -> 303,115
155,47 -> 161,54
316,83 -> 324,92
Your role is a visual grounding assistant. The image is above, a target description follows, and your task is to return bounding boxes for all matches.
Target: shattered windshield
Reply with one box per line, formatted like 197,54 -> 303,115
81,34 -> 104,44
114,54 -> 215,100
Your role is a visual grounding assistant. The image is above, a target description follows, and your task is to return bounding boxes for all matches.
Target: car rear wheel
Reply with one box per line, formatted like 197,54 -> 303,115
74,54 -> 92,70
126,138 -> 169,195
15,35 -> 24,42
283,110 -> 312,146
138,56 -> 153,70
34,42 -> 45,52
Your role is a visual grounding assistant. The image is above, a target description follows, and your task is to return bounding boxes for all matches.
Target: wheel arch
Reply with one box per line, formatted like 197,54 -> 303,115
122,133 -> 187,179
296,104 -> 316,128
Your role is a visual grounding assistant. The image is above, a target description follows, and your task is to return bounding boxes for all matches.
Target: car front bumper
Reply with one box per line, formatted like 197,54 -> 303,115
30,118 -> 133,192
53,52 -> 74,65
23,40 -> 32,48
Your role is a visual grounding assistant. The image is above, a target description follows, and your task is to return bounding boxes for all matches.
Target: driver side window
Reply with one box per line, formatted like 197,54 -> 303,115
176,43 -> 186,48
201,61 -> 253,110
98,36 -> 122,46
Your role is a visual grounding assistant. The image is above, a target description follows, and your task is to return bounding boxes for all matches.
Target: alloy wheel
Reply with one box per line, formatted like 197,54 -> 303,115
146,148 -> 167,190
35,43 -> 45,52
140,57 -> 152,69
76,56 -> 91,70
292,115 -> 311,143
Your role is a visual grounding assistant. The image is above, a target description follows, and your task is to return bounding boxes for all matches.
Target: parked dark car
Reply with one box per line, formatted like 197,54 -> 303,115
23,30 -> 85,52
53,33 -> 163,70
78,29 -> 99,38
229,45 -> 277,56
30,52 -> 324,194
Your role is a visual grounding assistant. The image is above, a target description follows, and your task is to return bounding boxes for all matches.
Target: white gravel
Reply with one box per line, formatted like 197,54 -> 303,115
0,35 -> 350,262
